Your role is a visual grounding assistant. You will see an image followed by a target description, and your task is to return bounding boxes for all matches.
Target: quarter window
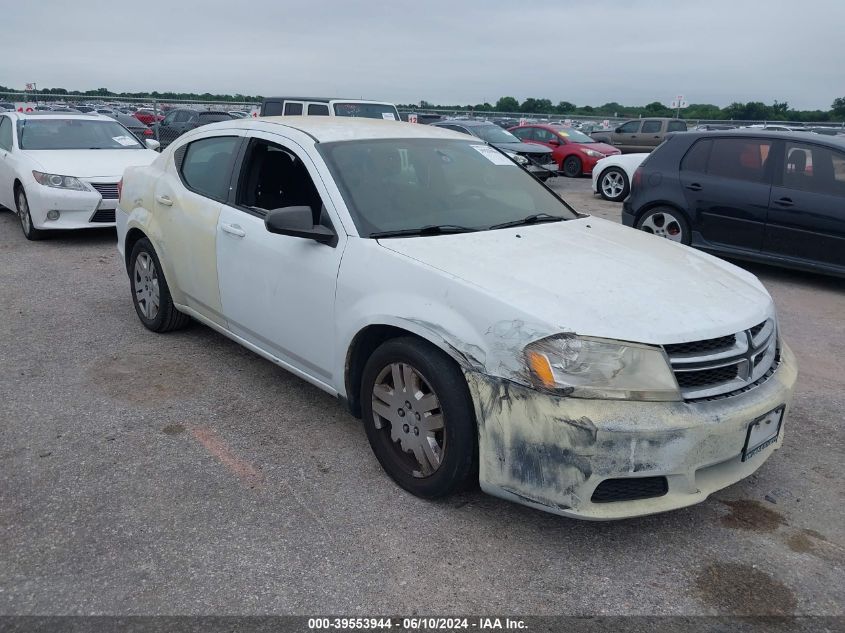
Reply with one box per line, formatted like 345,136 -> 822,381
641,120 -> 662,133
707,138 -> 772,183
0,117 -> 12,151
179,136 -> 239,201
618,121 -> 640,133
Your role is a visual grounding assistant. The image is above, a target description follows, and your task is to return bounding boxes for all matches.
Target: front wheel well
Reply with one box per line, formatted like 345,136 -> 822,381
124,228 -> 148,272
345,325 -> 450,418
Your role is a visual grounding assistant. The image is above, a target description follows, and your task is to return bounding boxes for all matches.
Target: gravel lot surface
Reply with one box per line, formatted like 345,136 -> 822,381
1,176 -> 843,616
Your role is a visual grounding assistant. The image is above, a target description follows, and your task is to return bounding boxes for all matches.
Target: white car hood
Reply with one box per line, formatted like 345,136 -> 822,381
379,217 -> 773,345
22,149 -> 159,178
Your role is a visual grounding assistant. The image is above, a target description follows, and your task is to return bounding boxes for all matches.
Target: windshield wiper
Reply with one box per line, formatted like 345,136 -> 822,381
370,224 -> 479,238
488,213 -> 565,231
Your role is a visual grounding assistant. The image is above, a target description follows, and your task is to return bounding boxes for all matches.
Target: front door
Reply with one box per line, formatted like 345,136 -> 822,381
680,136 -> 774,253
216,133 -> 345,387
613,120 -> 642,152
153,132 -> 243,324
764,140 -> 845,270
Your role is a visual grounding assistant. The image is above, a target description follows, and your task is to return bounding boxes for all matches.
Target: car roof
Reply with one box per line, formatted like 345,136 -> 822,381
263,97 -> 394,105
211,116 -> 473,143
434,119 -> 497,128
685,128 -> 845,149
5,111 -> 111,120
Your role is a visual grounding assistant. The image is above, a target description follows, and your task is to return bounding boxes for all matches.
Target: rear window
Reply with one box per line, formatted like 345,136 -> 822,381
333,102 -> 399,120
667,121 -> 688,132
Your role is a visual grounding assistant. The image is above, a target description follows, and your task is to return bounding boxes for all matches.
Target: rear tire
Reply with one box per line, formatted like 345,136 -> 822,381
635,207 -> 691,245
562,155 -> 582,178
15,187 -> 46,241
598,167 -> 630,202
361,337 -> 477,499
129,237 -> 190,332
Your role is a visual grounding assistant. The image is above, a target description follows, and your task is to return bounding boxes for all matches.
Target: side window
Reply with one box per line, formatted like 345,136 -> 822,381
284,102 -> 303,116
783,143 -> 845,196
179,136 -> 239,201
0,117 -> 12,151
263,101 -> 284,116
707,138 -> 772,183
441,124 -> 469,135
681,139 -> 711,173
174,111 -> 191,123
667,121 -> 687,132
510,127 -> 533,140
534,128 -> 556,142
618,121 -> 640,133
307,103 -> 330,116
641,120 -> 662,134
235,139 -> 326,224
163,111 -> 177,124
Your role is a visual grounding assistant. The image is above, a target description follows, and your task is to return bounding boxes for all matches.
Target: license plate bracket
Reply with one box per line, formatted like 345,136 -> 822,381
742,406 -> 784,462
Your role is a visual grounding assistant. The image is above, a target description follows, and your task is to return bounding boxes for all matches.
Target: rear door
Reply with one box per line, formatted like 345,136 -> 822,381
680,136 -> 774,253
640,120 -> 664,150
763,140 -> 845,269
613,120 -> 642,152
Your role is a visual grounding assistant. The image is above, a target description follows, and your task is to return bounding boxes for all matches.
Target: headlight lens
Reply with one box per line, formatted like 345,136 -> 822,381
583,149 -> 605,159
32,171 -> 88,191
505,151 -> 529,165
524,335 -> 681,401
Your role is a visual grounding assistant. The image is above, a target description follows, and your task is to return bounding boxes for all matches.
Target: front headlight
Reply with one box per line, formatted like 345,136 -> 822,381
524,335 -> 681,401
505,152 -> 529,166
32,171 -> 88,191
583,149 -> 605,159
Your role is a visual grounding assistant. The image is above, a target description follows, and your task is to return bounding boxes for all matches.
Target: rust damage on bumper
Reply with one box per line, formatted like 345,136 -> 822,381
463,343 -> 798,520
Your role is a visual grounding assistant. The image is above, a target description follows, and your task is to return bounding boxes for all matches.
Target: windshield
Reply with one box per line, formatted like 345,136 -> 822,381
332,102 -> 399,120
319,139 -> 577,237
18,119 -> 144,150
471,125 -> 521,144
553,127 -> 595,143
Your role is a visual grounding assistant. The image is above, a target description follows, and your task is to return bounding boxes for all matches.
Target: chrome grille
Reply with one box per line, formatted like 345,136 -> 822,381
666,319 -> 779,401
89,182 -> 119,199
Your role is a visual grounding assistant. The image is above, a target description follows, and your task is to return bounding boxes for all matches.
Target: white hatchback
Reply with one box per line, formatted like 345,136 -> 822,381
116,117 -> 797,520
0,112 -> 159,240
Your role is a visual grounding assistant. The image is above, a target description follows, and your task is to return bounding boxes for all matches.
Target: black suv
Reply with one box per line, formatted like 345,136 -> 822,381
154,109 -> 234,148
623,130 -> 845,277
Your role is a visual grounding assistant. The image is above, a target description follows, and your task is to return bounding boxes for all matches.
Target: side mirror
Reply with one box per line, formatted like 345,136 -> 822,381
548,138 -> 560,146
145,139 -> 161,150
614,127 -> 623,134
265,206 -> 337,246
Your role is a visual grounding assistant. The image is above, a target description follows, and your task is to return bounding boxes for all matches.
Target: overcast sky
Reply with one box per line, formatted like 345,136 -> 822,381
1,0 -> 841,109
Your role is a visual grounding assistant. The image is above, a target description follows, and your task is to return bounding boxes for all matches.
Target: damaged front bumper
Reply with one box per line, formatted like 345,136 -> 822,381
466,343 -> 798,520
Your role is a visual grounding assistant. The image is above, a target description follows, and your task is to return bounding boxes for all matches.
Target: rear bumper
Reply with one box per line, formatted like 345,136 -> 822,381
621,201 -> 636,226
466,342 -> 797,520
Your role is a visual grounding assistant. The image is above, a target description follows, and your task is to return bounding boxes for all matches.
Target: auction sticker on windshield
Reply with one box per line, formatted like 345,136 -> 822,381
471,144 -> 515,166
112,136 -> 137,146
381,112 -> 396,120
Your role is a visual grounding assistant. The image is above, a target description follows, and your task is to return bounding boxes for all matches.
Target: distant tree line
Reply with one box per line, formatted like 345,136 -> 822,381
405,96 -> 845,122
2,85 -> 843,121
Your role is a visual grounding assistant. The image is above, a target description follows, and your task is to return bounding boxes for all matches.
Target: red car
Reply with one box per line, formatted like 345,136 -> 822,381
508,123 -> 620,177
133,109 -> 164,126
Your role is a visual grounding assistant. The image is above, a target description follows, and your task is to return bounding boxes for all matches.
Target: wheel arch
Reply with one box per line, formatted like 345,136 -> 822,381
343,322 -> 475,418
634,200 -> 691,226
124,227 -> 149,273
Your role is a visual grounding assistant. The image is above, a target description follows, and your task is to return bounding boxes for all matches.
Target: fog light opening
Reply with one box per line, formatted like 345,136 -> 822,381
46,210 -> 60,221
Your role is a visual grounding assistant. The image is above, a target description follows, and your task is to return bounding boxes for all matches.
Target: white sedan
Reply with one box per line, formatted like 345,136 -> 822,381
591,152 -> 649,202
116,117 -> 796,520
0,112 -> 159,240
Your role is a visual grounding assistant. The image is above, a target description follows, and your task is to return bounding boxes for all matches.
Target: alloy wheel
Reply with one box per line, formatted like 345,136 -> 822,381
640,211 -> 685,242
371,362 -> 445,478
601,171 -> 626,198
17,191 -> 31,235
133,252 -> 161,320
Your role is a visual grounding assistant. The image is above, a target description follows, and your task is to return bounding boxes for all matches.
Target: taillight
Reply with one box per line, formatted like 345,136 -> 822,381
143,128 -> 153,136
117,178 -> 123,203
632,166 -> 643,190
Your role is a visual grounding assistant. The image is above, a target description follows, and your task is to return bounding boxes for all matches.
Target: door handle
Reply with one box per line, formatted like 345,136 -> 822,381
685,183 -> 703,192
155,195 -> 173,206
774,197 -> 794,207
221,222 -> 246,237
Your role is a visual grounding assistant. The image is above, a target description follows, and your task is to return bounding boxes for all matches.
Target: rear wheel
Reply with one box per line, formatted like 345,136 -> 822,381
361,337 -> 476,499
598,167 -> 629,202
15,187 -> 46,241
562,155 -> 582,178
636,207 -> 691,245
129,237 -> 190,332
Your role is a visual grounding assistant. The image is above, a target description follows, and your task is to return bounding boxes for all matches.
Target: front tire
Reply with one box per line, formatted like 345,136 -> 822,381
129,237 -> 190,332
361,337 -> 476,499
562,155 -> 582,178
15,187 -> 46,241
598,167 -> 630,202
635,207 -> 691,245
